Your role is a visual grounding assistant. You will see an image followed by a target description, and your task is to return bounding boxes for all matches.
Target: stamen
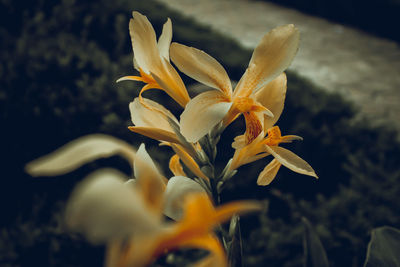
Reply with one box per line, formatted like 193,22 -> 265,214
267,126 -> 282,139
264,126 -> 302,146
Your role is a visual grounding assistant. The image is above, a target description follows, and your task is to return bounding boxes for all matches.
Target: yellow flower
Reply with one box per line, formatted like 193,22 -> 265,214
225,73 -> 317,185
102,190 -> 260,267
117,11 -> 190,107
230,125 -> 317,186
170,24 -> 300,143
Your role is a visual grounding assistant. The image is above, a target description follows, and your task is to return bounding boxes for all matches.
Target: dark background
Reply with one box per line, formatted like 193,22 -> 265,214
1,0 -> 400,266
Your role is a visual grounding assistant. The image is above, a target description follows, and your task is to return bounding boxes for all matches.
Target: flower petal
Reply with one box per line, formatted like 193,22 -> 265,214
213,200 -> 262,223
234,24 -> 299,97
134,144 -> 167,213
180,90 -> 232,142
130,97 -> 178,132
129,126 -> 181,144
184,235 -> 227,267
150,59 -> 190,107
157,18 -> 172,60
230,134 -> 266,170
170,42 -> 232,97
168,143 -> 209,181
265,145 -> 318,178
257,158 -> 282,186
120,234 -> 162,267
25,135 -> 136,177
130,12 -> 160,74
163,176 -> 206,220
169,154 -> 187,177
65,168 -> 160,244
158,193 -> 260,265
254,73 -> 287,130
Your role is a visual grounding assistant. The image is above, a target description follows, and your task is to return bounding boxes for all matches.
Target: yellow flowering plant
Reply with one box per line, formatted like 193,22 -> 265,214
25,11 -> 317,267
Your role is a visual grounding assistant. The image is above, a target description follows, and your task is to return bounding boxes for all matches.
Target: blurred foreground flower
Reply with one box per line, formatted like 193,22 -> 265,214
26,135 -> 261,266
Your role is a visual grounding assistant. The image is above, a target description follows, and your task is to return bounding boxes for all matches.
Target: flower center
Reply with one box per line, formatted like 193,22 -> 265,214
139,68 -> 160,89
234,97 -> 255,113
264,126 -> 284,146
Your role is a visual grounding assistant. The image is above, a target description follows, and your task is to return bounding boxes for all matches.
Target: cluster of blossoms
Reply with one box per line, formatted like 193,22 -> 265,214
26,11 -> 317,267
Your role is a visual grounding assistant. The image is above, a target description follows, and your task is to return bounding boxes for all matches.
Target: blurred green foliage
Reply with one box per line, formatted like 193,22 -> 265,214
0,0 -> 399,266
254,0 -> 400,42
364,226 -> 400,267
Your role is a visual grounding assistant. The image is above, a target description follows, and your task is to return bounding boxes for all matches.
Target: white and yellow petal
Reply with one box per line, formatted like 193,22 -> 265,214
163,176 -> 206,220
130,11 -> 161,75
134,144 -> 167,214
65,168 -> 160,244
130,97 -> 178,130
180,90 -> 232,142
234,24 -> 299,98
129,98 -> 184,144
254,72 -> 287,130
264,145 -> 318,178
150,58 -> 190,107
257,158 -> 282,186
157,18 -> 172,60
25,135 -> 136,177
170,42 -> 232,97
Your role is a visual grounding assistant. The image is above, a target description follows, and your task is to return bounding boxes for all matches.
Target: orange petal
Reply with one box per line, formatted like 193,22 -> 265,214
168,143 -> 209,181
243,111 -> 264,144
169,154 -> 187,177
183,234 -> 227,267
115,75 -> 144,83
129,126 -> 181,144
230,134 -> 267,170
281,135 -> 303,143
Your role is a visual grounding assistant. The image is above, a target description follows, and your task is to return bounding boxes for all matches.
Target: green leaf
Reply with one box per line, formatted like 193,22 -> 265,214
364,226 -> 400,267
302,217 -> 329,267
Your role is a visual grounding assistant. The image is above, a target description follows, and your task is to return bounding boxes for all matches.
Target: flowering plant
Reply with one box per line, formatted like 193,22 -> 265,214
26,11 -> 316,267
